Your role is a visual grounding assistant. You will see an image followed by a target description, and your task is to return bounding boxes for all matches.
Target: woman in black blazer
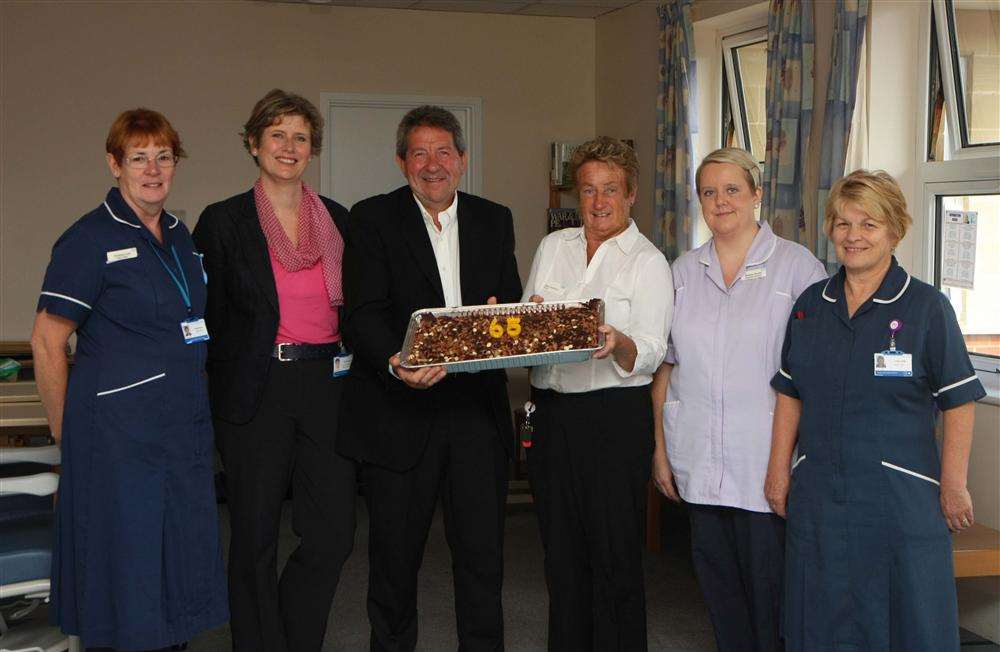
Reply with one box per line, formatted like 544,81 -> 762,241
192,89 -> 355,652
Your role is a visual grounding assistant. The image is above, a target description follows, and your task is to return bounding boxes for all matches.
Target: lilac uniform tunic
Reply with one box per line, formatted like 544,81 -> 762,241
663,221 -> 827,512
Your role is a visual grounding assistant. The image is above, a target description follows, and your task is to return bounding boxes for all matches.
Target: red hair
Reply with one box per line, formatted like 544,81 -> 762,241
106,108 -> 186,163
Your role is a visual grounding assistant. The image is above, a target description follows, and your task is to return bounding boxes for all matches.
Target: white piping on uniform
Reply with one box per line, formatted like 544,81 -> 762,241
96,372 -> 166,397
775,290 -> 791,298
872,274 -> 911,303
792,454 -> 806,470
104,202 -> 141,229
932,374 -> 978,397
166,212 -> 179,229
881,460 -> 940,486
821,278 -> 836,302
745,235 -> 778,267
39,291 -> 92,310
778,368 -> 792,380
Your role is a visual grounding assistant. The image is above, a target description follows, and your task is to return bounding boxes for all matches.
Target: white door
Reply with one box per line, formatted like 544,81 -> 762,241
319,93 -> 483,210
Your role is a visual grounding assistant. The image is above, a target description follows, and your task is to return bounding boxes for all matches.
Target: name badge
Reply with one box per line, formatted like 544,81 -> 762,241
874,350 -> 912,377
744,267 -> 767,281
180,318 -> 210,344
333,352 -> 353,378
106,247 -> 138,264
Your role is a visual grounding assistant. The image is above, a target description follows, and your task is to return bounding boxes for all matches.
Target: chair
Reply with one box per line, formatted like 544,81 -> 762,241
0,444 -> 74,652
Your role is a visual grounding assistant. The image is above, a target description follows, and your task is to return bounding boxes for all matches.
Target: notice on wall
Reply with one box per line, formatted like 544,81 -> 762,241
941,210 -> 978,290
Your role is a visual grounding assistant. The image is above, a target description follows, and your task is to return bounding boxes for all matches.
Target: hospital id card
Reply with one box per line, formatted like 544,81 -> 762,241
874,350 -> 912,377
333,352 -> 353,378
181,318 -> 210,344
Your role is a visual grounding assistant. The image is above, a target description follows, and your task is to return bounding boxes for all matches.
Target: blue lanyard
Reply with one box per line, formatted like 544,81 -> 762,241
150,244 -> 192,315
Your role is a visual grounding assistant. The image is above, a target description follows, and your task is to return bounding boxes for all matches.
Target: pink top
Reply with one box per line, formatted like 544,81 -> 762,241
270,250 -> 340,344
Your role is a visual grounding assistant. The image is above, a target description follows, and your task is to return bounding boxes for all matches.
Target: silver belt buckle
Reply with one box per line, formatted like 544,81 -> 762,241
276,343 -> 292,362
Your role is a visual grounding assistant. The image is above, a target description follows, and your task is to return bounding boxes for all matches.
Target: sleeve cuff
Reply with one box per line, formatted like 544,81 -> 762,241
37,291 -> 90,325
612,336 -> 665,379
770,368 -> 799,399
933,374 -> 986,410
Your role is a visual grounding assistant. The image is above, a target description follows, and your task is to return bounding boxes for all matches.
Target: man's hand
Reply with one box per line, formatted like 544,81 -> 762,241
390,353 -> 446,389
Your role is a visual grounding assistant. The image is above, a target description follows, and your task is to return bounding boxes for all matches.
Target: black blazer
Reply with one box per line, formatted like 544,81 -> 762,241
192,189 -> 349,424
336,186 -> 522,472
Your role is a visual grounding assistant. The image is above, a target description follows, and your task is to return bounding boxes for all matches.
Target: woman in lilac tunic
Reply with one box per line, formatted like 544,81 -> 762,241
651,147 -> 826,651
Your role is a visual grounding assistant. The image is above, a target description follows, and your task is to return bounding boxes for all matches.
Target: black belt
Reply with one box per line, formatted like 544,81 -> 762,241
272,342 -> 342,362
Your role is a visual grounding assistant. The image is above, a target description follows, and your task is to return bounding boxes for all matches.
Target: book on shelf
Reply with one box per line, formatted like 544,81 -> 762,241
547,208 -> 580,233
550,141 -> 582,187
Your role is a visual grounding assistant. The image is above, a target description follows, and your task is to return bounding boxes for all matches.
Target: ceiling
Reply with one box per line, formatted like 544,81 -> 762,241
259,0 -> 643,19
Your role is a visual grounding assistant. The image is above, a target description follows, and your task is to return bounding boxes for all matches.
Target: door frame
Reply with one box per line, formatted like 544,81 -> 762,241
318,92 -> 484,199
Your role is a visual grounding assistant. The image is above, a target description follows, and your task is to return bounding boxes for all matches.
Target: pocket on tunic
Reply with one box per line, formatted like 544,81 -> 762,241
663,400 -> 683,462
96,371 -> 168,453
881,460 -> 950,541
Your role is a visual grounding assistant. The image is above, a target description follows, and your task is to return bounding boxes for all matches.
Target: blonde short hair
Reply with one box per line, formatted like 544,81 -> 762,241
824,170 -> 912,243
570,137 -> 639,196
695,147 -> 760,194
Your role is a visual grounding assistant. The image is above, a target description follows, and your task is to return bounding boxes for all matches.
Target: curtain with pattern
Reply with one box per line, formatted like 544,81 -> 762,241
760,0 -> 815,245
654,0 -> 698,260
815,0 -> 870,271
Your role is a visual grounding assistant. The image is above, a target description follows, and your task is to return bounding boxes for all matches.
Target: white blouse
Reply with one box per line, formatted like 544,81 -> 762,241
521,220 -> 673,394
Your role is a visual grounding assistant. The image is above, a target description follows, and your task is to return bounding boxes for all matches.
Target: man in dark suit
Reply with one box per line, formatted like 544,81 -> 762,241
338,106 -> 521,652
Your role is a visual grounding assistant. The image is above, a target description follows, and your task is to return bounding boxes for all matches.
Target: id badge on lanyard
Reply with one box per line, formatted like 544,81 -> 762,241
333,344 -> 353,378
150,243 -> 210,344
874,318 -> 911,377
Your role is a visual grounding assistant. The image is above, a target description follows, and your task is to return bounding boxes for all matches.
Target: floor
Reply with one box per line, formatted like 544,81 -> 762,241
188,497 -> 717,651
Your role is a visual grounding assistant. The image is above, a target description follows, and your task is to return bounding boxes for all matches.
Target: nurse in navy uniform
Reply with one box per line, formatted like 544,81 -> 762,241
765,170 -> 984,651
31,109 -> 228,651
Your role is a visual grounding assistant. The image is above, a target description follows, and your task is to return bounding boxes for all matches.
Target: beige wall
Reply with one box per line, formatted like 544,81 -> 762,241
0,0 -> 596,340
595,0 -> 661,239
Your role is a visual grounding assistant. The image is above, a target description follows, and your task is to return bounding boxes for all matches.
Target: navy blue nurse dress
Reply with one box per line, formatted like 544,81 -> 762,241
770,258 -> 985,651
38,188 -> 229,650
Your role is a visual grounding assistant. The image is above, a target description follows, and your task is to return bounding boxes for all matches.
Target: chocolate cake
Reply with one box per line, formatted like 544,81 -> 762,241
404,299 -> 602,366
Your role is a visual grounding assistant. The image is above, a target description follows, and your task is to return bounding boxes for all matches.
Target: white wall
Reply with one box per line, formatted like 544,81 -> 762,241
0,0 -> 596,341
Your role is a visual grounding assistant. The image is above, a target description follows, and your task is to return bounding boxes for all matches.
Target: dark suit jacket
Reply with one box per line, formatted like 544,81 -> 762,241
192,189 -> 350,424
336,186 -> 522,472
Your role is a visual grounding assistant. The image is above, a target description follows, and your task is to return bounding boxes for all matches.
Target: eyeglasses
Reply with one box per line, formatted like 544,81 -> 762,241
124,152 -> 178,169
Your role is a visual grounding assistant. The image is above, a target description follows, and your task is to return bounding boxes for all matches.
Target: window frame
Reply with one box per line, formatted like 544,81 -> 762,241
921,179 -> 1000,401
913,1 -> 1000,404
931,0 -> 1000,160
721,26 -> 768,164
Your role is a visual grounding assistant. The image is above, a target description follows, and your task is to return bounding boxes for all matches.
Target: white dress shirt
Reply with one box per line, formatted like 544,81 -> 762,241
521,220 -> 673,393
414,193 -> 462,307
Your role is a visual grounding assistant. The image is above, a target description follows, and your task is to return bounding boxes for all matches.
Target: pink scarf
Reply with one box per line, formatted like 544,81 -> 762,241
254,179 -> 344,306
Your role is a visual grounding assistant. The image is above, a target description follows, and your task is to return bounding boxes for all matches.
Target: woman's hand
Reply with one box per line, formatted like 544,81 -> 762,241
594,324 -> 638,373
652,446 -> 681,502
528,294 -> 543,303
764,460 -> 791,518
941,484 -> 974,532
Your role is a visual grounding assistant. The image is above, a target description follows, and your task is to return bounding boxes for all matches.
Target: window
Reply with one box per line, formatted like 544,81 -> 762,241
920,2 -> 1000,400
934,192 -> 1000,359
930,0 -> 1000,159
722,28 -> 768,164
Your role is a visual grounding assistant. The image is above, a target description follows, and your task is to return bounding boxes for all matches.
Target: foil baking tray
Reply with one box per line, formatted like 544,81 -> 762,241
399,299 -> 605,373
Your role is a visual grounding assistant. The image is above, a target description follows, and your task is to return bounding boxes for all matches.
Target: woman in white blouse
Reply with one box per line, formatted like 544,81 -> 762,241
651,147 -> 826,651
522,137 -> 673,651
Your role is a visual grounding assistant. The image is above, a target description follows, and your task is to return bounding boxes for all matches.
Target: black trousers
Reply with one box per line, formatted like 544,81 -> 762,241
527,386 -> 653,652
363,385 -> 508,652
215,358 -> 357,652
688,503 -> 785,652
